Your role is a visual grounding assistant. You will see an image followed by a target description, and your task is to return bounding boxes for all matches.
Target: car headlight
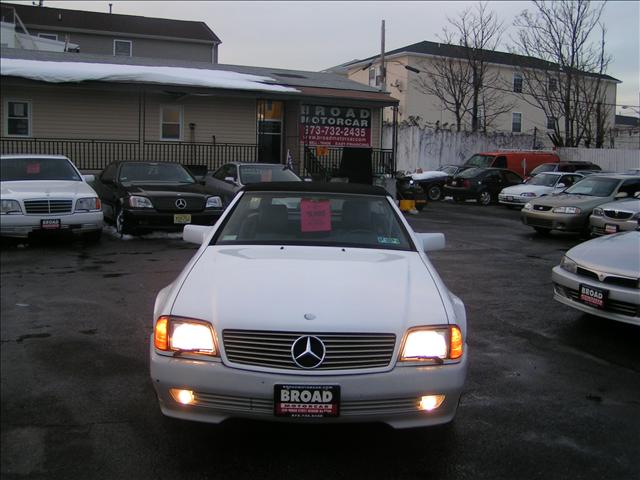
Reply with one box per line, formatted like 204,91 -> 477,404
0,199 -> 22,214
400,326 -> 463,362
560,255 -> 578,274
552,206 -> 581,214
75,197 -> 102,212
521,192 -> 537,197
205,196 -> 223,208
523,202 -> 533,211
591,207 -> 604,217
128,195 -> 154,208
154,316 -> 218,356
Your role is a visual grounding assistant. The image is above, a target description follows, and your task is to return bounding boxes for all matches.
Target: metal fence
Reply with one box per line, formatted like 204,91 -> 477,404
303,146 -> 395,181
0,138 -> 258,171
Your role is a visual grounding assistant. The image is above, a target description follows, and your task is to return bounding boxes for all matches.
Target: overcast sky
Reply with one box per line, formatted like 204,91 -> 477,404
11,1 -> 640,114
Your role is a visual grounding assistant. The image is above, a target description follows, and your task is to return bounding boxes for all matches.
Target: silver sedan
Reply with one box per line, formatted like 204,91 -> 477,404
552,231 -> 640,326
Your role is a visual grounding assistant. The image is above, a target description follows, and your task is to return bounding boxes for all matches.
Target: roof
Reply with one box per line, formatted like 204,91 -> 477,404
242,182 -> 389,196
0,154 -> 70,160
345,40 -> 620,83
1,48 -> 398,104
615,114 -> 640,127
1,2 -> 220,44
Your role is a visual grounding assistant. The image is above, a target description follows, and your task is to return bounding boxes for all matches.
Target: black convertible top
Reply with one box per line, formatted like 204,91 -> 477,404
241,181 -> 389,196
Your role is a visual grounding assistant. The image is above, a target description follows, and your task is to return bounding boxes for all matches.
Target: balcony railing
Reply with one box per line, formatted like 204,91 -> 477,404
0,137 -> 258,171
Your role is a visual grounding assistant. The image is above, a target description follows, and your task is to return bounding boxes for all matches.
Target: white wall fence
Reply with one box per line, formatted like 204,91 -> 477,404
383,124 -> 640,172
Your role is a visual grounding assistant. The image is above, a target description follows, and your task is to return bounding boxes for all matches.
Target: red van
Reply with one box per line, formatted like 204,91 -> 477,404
463,151 -> 560,177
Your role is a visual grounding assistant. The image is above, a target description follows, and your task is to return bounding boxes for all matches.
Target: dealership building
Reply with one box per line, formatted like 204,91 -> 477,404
1,48 -> 399,181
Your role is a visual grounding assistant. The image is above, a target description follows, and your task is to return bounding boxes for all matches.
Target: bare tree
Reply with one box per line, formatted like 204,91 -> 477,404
411,56 -> 473,132
512,0 -> 612,147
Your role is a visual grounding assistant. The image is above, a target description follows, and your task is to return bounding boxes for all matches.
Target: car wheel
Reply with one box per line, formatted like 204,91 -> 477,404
415,202 -> 426,212
478,190 -> 492,206
533,227 -> 552,235
426,185 -> 442,201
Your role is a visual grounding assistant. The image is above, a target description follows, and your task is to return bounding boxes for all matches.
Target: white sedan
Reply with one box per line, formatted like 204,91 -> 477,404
150,182 -> 468,429
498,172 -> 583,207
1,155 -> 103,240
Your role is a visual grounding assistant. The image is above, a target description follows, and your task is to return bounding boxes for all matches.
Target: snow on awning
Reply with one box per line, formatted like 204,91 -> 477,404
0,58 -> 299,93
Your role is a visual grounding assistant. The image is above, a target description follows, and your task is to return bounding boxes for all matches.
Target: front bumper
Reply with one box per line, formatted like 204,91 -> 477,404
521,210 -> 588,233
552,266 -> 640,325
123,209 -> 222,231
589,215 -> 639,236
498,194 -> 534,206
0,211 -> 103,238
150,339 -> 468,429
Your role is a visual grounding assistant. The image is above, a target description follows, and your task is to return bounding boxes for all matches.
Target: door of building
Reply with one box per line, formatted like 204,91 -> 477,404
257,100 -> 284,163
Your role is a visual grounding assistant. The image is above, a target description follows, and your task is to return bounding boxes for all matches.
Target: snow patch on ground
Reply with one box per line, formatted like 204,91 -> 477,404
1,58 -> 299,93
103,225 -> 183,241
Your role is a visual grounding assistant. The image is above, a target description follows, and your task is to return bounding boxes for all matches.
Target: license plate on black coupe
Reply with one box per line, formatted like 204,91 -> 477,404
274,385 -> 340,418
40,219 -> 61,230
579,284 -> 607,309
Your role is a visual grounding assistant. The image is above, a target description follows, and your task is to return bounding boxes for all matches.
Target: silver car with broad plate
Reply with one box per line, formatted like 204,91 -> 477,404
589,197 -> 640,236
552,231 -> 640,326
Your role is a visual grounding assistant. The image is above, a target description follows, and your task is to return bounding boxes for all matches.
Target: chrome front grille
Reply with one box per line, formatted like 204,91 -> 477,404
193,392 -> 420,417
222,329 -> 396,371
576,267 -> 639,289
23,199 -> 73,214
603,210 -> 633,220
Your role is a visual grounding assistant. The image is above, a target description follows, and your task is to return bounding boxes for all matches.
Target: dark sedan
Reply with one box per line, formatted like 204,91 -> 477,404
444,167 -> 523,205
92,161 -> 224,235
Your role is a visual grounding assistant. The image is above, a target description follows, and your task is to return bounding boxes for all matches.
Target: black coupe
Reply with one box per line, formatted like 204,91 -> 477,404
93,161 -> 224,235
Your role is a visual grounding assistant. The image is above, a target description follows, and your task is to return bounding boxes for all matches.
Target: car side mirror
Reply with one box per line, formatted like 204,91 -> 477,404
183,225 -> 211,245
615,192 -> 628,200
82,174 -> 95,183
556,183 -> 565,189
416,232 -> 445,252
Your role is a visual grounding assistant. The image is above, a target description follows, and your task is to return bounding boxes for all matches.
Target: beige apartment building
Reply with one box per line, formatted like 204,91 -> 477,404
334,41 -> 619,144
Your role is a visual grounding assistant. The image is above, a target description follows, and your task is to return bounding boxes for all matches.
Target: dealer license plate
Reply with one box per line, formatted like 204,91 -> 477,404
604,224 -> 618,234
274,385 -> 340,418
579,284 -> 607,309
173,214 -> 191,224
40,219 -> 61,230
506,196 -> 514,201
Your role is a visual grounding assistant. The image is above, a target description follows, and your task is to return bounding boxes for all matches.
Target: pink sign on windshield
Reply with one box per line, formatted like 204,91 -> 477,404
26,162 -> 41,174
300,199 -> 332,232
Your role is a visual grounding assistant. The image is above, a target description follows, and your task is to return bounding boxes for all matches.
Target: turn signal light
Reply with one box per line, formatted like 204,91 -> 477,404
450,326 -> 463,359
154,316 -> 169,350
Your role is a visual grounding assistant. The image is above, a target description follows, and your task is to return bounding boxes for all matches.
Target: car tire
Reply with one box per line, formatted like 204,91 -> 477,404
426,184 -> 442,201
533,227 -> 552,235
478,190 -> 492,206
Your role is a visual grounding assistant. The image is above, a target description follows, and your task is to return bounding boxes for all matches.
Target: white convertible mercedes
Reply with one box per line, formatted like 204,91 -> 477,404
1,154 -> 103,240
150,182 -> 468,429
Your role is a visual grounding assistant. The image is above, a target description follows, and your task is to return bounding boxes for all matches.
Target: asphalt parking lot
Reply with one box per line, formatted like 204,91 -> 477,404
1,201 -> 639,480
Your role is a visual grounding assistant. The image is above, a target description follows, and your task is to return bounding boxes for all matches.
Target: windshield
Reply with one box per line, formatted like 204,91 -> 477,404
119,163 -> 195,184
529,173 -> 559,187
438,165 -> 458,174
464,154 -> 495,168
457,167 -> 483,179
530,163 -> 557,175
564,177 -> 619,197
0,157 -> 81,182
213,192 -> 413,251
239,165 -> 301,184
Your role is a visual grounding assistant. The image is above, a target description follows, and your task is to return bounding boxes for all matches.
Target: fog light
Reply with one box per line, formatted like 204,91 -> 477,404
170,388 -> 195,405
419,394 -> 445,411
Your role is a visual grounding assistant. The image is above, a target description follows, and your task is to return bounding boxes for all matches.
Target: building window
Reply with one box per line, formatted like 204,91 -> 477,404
38,33 -> 58,41
113,39 -> 132,57
548,77 -> 558,92
512,112 -> 522,133
513,73 -> 523,93
546,116 -> 556,130
368,68 -> 376,87
5,100 -> 31,137
160,106 -> 182,141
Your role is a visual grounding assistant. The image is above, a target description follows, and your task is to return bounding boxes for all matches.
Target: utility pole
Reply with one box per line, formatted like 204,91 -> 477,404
380,20 -> 386,93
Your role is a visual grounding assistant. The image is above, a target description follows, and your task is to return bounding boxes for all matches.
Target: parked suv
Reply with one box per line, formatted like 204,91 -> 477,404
463,151 -> 559,178
529,161 -> 601,178
444,167 -> 523,205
